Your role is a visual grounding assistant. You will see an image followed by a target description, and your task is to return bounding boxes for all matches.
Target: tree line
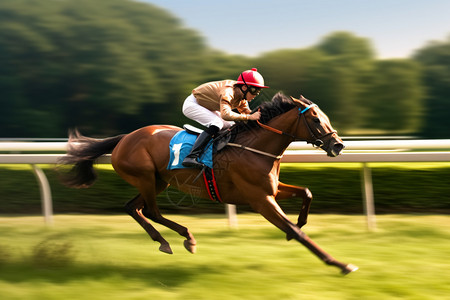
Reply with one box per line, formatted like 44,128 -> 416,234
0,0 -> 449,138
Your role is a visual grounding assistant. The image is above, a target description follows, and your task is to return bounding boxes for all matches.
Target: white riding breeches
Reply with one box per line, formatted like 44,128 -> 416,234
182,94 -> 234,130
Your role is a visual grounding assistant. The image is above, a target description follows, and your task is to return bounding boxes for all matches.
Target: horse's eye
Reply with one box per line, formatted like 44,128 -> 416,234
313,117 -> 321,123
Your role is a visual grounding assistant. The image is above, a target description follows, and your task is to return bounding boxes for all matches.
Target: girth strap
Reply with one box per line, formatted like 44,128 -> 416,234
202,167 -> 222,202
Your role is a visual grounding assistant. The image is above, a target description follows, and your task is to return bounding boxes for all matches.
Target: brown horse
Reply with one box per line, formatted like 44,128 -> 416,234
60,92 -> 357,274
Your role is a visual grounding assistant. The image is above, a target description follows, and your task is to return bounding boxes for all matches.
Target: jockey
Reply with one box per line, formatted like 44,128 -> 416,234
182,68 -> 269,168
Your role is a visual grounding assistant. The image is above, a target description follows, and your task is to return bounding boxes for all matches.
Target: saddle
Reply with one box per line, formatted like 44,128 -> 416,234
183,124 -> 231,152
167,125 -> 232,202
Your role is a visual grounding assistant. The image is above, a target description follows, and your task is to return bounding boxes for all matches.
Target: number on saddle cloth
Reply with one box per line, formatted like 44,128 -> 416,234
167,127 -> 214,170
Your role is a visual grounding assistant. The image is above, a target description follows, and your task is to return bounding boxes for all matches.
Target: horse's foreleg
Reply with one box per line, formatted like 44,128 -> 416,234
276,182 -> 312,229
290,226 -> 358,274
124,194 -> 173,254
251,195 -> 357,275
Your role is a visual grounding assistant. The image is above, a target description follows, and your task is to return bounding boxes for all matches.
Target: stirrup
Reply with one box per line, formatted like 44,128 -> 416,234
182,156 -> 205,169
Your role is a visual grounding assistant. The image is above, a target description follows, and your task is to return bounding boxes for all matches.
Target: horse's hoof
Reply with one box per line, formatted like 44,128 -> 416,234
159,244 -> 173,254
184,240 -> 197,254
341,263 -> 359,275
296,222 -> 306,230
286,232 -> 296,241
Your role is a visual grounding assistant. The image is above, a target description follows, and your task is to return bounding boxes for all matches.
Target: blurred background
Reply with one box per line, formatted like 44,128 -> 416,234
0,0 -> 449,138
1,3 -> 449,298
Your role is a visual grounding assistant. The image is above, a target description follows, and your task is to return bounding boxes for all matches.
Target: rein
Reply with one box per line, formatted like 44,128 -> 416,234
258,103 -> 336,147
225,103 -> 335,160
227,142 -> 283,160
256,119 -> 297,139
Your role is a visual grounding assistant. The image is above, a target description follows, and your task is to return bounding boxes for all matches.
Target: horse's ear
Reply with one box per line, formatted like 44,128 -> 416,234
291,95 -> 310,104
289,95 -> 302,105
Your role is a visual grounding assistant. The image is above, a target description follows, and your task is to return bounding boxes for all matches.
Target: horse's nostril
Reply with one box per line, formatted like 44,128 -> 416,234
334,143 -> 345,154
328,142 -> 345,157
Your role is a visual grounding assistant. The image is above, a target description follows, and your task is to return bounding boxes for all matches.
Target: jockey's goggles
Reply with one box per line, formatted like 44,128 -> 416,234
248,86 -> 261,95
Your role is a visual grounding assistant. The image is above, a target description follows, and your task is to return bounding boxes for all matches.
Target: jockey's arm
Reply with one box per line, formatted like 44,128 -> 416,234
220,99 -> 249,121
236,100 -> 252,115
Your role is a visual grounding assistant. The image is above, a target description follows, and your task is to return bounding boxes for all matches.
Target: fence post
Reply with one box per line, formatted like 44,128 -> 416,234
361,163 -> 376,231
226,204 -> 238,228
31,164 -> 53,226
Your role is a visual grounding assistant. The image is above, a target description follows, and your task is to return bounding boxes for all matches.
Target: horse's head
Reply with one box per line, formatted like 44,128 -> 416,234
234,92 -> 344,157
291,96 -> 345,157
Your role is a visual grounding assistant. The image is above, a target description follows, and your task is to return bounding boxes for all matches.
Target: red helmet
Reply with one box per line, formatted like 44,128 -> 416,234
236,68 -> 269,88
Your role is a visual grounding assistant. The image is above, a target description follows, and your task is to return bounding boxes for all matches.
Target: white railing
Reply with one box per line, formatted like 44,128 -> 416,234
2,139 -> 450,151
1,140 -> 450,229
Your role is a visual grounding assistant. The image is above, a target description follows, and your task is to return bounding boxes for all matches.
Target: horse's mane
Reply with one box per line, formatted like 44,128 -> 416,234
230,92 -> 312,135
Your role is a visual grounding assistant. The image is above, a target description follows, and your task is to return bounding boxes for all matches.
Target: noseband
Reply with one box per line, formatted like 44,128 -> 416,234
256,103 -> 336,147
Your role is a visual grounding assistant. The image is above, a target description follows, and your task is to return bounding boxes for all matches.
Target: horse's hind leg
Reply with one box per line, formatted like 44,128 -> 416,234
116,148 -> 196,253
276,182 -> 312,228
142,178 -> 197,254
125,194 -> 173,254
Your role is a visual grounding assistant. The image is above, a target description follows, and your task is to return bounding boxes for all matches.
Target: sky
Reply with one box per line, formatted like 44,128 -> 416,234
141,0 -> 449,59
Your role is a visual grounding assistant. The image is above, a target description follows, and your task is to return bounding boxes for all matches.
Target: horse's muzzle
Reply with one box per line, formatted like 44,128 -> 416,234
328,142 -> 345,157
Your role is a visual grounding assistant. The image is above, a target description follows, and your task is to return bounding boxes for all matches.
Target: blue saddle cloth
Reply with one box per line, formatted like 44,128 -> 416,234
167,130 -> 214,170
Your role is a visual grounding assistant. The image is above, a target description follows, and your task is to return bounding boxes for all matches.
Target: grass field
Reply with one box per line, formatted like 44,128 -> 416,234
1,214 -> 449,300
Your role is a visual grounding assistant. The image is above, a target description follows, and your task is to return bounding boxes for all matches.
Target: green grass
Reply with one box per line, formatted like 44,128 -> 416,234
1,214 -> 449,299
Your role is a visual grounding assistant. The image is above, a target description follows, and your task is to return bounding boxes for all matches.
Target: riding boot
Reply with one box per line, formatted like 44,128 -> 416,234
182,126 -> 219,169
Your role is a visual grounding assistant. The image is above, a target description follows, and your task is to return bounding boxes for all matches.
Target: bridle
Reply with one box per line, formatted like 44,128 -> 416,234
256,103 -> 337,148
227,102 -> 337,160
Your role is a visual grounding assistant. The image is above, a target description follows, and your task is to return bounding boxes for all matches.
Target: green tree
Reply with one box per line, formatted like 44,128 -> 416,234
308,57 -> 363,132
254,48 -> 325,98
307,32 -> 376,132
363,59 -> 424,133
0,1 -> 440,139
0,0 -> 208,137
316,31 -> 375,68
413,35 -> 450,138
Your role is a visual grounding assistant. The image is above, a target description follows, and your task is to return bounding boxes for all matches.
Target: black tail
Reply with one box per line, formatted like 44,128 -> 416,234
59,129 -> 126,188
